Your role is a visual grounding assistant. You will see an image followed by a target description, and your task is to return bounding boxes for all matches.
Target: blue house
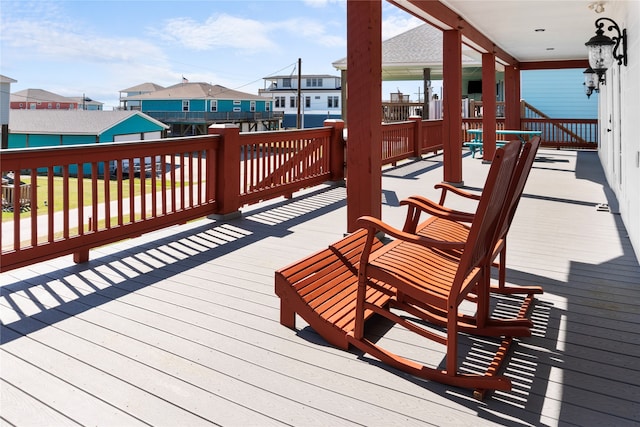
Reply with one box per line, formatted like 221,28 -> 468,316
521,68 -> 598,119
122,82 -> 279,135
8,109 -> 169,175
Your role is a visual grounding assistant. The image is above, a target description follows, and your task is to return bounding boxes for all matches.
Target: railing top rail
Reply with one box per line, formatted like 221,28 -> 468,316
522,117 -> 598,123
0,135 -> 219,168
382,121 -> 415,129
235,126 -> 332,145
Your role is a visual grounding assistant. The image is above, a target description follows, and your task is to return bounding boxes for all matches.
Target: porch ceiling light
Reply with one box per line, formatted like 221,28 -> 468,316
583,67 -> 599,98
585,17 -> 627,85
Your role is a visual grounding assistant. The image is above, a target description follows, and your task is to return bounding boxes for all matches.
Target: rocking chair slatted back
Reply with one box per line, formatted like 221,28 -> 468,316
399,136 -> 543,339
347,141 -> 523,394
450,141 -> 522,303
497,137 -> 540,239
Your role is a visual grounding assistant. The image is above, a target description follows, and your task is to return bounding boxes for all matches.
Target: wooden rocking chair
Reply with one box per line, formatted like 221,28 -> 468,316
347,141 -> 521,394
399,136 -> 542,337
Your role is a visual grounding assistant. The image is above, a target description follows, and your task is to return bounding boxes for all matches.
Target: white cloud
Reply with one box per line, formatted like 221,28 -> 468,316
303,0 -> 344,8
279,18 -> 345,48
153,12 -> 345,52
153,14 -> 277,52
2,18 -> 168,66
382,11 -> 424,40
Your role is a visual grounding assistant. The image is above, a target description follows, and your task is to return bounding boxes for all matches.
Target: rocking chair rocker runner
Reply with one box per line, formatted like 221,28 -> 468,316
399,136 -> 543,338
347,141 -> 522,393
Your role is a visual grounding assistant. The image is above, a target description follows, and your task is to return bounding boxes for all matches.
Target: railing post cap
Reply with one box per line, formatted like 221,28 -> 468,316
324,119 -> 344,124
209,123 -> 240,129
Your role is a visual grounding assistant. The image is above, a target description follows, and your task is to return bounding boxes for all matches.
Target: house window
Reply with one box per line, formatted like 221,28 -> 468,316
282,78 -> 292,88
265,101 -> 270,111
328,96 -> 339,108
233,107 -> 241,112
48,103 -> 53,109
305,96 -> 311,108
306,78 -> 323,87
233,100 -> 241,105
182,100 -> 189,111
250,101 -> 256,112
210,100 -> 218,112
290,96 -> 297,108
275,96 -> 285,108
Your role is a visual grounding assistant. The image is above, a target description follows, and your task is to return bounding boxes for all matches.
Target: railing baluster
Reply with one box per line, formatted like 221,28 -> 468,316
29,169 -> 37,247
128,157 -> 135,224
77,166 -> 84,235
180,151 -> 186,210
47,167 -> 54,243
104,162 -> 111,230
91,162 -> 99,232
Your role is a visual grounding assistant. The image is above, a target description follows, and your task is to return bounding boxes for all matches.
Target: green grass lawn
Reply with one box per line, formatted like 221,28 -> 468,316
2,176 -> 173,221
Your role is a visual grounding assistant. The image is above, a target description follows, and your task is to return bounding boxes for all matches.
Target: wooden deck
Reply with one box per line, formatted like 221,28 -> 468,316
2,149 -> 639,426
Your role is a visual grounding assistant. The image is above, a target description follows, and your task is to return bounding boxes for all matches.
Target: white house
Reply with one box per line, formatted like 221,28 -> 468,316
260,74 -> 342,128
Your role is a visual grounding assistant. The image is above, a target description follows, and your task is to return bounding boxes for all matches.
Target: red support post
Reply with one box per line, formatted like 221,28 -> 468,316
442,29 -> 463,185
208,124 -> 241,217
504,65 -> 522,130
346,0 -> 382,232
73,250 -> 89,264
482,52 -> 497,161
410,115 -> 423,158
324,119 -> 346,182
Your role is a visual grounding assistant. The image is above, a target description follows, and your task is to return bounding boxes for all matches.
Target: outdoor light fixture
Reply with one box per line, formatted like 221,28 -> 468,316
583,67 -> 599,98
585,17 -> 628,84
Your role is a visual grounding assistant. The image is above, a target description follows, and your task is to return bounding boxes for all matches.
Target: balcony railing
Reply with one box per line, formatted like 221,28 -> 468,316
1,121 -> 347,272
461,117 -> 598,148
381,118 -> 443,166
1,112 -> 595,272
145,111 -> 284,123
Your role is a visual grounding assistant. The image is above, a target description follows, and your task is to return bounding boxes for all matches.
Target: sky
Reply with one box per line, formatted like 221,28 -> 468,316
1,0 -> 426,110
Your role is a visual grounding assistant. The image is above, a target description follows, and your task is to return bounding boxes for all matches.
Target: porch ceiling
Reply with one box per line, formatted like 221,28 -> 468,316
394,0 -> 602,65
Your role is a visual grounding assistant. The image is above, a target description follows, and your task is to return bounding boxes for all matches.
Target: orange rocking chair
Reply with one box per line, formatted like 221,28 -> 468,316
347,141 -> 521,395
399,136 -> 543,337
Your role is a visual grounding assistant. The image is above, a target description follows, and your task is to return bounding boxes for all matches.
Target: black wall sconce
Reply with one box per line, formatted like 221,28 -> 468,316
583,67 -> 599,98
585,17 -> 628,85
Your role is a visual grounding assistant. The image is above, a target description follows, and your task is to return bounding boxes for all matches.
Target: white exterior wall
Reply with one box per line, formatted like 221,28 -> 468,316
598,0 -> 640,262
272,92 -> 341,115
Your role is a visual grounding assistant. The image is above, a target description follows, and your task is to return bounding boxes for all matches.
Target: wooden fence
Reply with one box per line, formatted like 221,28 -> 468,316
381,118 -> 444,166
2,111 -> 596,272
461,117 -> 598,149
0,121 -> 351,272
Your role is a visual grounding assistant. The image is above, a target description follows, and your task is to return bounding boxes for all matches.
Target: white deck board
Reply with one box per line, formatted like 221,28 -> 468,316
2,149 -> 640,426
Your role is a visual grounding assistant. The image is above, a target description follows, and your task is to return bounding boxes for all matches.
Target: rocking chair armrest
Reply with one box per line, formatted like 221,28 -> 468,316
401,196 -> 475,223
434,183 -> 482,205
401,196 -> 469,233
357,216 -> 465,251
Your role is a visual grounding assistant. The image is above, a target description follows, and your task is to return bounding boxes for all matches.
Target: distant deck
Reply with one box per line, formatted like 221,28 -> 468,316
2,149 -> 639,426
